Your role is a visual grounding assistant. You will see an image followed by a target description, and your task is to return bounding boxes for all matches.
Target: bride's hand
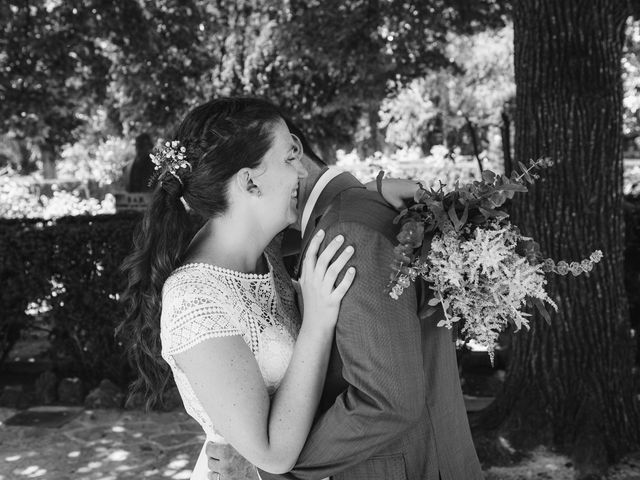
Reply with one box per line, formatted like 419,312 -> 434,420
299,229 -> 355,330
365,176 -> 422,210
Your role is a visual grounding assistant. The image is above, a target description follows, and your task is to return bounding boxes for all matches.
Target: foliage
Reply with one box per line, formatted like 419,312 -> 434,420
0,171 -> 115,219
379,23 -> 514,153
624,196 -> 640,365
2,0 -> 509,171
0,1 -> 111,153
625,163 -> 640,195
0,199 -> 635,391
101,0 -> 212,136
0,213 -> 140,385
337,145 -> 502,187
623,18 -> 640,145
385,159 -> 602,358
58,136 -> 133,187
269,0 -> 508,154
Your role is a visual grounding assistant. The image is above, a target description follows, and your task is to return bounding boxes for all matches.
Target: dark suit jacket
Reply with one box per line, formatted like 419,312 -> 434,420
260,173 -> 482,480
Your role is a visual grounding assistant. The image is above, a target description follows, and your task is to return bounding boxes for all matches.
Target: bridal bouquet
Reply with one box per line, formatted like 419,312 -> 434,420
385,158 -> 603,361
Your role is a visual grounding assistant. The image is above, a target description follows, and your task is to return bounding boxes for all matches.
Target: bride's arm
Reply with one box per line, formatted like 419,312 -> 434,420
174,231 -> 354,474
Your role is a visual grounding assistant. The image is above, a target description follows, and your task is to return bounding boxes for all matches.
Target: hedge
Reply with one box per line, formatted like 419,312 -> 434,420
1,212 -> 141,387
625,196 -> 640,365
1,197 -> 640,390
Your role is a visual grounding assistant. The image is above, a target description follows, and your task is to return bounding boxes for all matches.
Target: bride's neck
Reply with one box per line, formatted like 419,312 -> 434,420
185,213 -> 270,274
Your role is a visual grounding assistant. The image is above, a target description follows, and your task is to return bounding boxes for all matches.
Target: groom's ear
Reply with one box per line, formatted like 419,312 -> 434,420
236,168 -> 261,197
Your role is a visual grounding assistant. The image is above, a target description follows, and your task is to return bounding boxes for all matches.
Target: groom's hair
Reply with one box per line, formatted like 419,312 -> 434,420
283,117 -> 327,166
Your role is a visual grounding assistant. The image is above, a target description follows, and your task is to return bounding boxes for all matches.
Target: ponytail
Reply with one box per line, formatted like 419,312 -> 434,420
119,176 -> 190,409
118,97 -> 283,410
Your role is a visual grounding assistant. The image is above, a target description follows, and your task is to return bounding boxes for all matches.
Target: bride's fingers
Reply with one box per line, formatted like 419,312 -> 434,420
331,266 -> 356,299
302,229 -> 325,273
323,245 -> 354,286
314,234 -> 345,275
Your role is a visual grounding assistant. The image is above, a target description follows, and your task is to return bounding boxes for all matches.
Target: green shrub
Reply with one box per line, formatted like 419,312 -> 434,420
624,195 -> 640,363
1,195 -> 639,394
0,212 -> 140,387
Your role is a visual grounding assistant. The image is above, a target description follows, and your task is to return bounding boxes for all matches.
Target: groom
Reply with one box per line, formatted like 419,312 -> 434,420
208,124 -> 482,480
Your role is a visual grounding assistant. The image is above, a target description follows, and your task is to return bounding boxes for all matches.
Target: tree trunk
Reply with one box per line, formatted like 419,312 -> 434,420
501,108 -> 512,176
481,1 -> 640,477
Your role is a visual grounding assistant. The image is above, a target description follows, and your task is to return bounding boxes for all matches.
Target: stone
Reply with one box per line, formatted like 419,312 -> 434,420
0,385 -> 24,408
84,379 -> 125,409
34,370 -> 58,405
57,377 -> 84,405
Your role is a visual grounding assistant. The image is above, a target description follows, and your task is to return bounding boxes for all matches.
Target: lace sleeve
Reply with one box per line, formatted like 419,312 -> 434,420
160,268 -> 243,357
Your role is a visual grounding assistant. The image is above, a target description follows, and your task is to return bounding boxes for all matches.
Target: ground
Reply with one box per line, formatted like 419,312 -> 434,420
2,337 -> 639,479
1,405 -> 639,480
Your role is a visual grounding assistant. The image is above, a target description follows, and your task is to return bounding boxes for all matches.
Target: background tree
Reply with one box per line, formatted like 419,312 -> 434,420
480,1 -> 640,477
1,0 -> 510,170
0,1 -> 111,178
269,0 -> 508,160
96,0 -> 211,136
379,24 -> 514,159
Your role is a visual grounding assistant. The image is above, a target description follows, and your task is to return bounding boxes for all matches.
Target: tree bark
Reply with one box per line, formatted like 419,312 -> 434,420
501,108 -> 512,176
480,1 -> 640,477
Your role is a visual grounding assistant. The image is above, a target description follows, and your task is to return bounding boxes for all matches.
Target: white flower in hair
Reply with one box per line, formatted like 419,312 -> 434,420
149,140 -> 191,185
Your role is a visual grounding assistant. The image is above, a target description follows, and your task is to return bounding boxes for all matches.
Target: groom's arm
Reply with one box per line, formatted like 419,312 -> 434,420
271,221 -> 426,480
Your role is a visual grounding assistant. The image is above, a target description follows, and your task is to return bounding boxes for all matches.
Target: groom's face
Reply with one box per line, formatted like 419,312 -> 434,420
290,153 -> 324,231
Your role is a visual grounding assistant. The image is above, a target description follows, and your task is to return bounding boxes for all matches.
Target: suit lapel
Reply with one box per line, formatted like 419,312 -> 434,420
296,172 -> 365,276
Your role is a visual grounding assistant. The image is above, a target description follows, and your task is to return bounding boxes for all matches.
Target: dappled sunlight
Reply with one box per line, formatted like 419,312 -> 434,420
4,451 -> 37,461
161,453 -> 193,479
76,460 -> 103,474
485,446 -> 574,480
167,454 -> 190,470
4,404 -> 209,479
14,465 -> 47,478
106,449 -> 130,462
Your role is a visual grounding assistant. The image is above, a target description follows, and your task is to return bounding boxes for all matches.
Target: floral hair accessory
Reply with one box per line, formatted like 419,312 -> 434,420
149,140 -> 191,186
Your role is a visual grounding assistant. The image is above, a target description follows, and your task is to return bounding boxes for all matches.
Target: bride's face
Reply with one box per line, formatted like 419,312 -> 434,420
252,119 -> 308,232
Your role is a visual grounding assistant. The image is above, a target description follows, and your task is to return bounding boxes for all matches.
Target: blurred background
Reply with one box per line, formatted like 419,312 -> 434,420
3,0 -> 639,221
1,1 -> 640,478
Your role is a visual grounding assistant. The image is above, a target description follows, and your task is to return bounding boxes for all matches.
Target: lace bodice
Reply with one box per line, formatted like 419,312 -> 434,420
160,243 -> 301,440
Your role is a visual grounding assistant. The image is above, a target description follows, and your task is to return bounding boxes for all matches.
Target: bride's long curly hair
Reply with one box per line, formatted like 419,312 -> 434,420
119,97 -> 283,409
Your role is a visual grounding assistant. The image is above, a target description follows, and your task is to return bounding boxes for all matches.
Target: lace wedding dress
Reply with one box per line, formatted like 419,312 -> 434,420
160,243 -> 301,480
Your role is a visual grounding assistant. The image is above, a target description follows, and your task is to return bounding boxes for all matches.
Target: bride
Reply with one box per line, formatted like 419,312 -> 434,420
119,97 -> 417,479
120,97 -> 357,479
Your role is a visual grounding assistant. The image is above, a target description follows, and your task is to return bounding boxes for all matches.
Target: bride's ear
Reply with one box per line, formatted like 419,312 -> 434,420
236,168 -> 262,197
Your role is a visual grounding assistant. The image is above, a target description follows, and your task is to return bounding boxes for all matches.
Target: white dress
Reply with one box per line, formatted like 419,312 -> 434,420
160,246 -> 301,480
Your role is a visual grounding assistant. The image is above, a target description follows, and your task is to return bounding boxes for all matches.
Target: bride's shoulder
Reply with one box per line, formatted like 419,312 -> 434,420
160,264 -> 241,331
163,263 -> 234,299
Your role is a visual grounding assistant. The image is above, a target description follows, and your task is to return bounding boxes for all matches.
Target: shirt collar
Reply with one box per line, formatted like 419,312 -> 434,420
300,167 -> 343,238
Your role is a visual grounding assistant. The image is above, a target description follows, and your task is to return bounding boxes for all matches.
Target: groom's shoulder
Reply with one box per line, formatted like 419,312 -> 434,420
323,187 -> 399,242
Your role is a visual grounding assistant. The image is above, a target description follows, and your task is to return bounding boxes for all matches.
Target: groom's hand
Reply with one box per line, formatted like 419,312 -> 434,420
206,441 -> 222,480
364,176 -> 422,210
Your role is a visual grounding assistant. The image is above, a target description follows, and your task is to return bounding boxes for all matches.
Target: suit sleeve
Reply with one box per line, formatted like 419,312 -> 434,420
285,221 -> 426,479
